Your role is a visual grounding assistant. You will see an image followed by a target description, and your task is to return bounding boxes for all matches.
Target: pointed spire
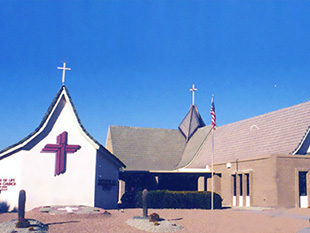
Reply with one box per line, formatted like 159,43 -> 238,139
178,105 -> 205,141
179,84 -> 205,141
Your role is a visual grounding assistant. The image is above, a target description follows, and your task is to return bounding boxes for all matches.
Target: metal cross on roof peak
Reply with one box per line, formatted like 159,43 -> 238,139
57,62 -> 71,86
189,84 -> 198,105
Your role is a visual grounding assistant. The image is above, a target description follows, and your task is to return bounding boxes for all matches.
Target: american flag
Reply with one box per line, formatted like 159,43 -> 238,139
210,95 -> 216,130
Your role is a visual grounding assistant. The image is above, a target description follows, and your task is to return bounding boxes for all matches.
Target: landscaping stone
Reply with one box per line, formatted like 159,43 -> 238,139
0,219 -> 48,233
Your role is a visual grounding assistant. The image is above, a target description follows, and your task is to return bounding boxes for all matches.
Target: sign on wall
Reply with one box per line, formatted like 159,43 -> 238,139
0,178 -> 16,191
97,179 -> 116,191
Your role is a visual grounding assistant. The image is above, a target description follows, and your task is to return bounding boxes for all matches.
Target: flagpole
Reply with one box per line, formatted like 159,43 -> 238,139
211,128 -> 214,210
210,94 -> 216,210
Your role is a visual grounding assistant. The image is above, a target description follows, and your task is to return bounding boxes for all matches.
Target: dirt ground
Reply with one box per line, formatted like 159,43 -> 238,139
1,207 -> 310,233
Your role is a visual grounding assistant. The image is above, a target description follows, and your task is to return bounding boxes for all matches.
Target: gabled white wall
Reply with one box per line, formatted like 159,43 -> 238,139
1,97 -> 98,211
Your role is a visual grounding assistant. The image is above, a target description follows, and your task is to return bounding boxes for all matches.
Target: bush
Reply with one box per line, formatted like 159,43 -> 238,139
135,190 -> 222,209
10,207 -> 18,213
0,201 -> 10,213
120,190 -> 136,208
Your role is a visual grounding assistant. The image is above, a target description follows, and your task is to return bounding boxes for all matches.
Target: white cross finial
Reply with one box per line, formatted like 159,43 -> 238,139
189,84 -> 197,105
57,62 -> 71,86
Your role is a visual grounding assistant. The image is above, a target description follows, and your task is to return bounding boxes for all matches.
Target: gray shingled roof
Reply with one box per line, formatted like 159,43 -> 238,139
109,126 -> 187,171
176,125 -> 212,169
188,101 -> 310,168
109,101 -> 310,171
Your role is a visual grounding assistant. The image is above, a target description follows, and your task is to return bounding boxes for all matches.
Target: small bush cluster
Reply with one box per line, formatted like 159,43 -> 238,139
0,201 -> 10,213
135,190 -> 222,209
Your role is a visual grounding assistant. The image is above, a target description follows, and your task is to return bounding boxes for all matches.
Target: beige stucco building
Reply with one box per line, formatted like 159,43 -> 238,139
107,100 -> 310,208
207,154 -> 310,208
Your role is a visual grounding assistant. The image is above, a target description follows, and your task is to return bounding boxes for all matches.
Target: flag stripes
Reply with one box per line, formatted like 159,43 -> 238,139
210,95 -> 216,130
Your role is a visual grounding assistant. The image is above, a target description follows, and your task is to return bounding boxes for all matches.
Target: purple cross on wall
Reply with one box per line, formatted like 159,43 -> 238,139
41,132 -> 81,176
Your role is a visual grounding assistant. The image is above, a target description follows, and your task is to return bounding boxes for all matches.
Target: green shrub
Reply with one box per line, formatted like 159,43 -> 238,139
0,201 -> 10,213
120,191 -> 136,208
135,190 -> 222,209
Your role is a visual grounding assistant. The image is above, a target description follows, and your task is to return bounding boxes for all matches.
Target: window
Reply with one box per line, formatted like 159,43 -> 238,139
245,174 -> 250,196
299,171 -> 307,196
232,175 -> 236,196
239,174 -> 243,196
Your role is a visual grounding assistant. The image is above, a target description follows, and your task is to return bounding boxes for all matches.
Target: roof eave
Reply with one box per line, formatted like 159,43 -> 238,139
0,86 -> 65,158
98,145 -> 126,168
0,86 -> 103,159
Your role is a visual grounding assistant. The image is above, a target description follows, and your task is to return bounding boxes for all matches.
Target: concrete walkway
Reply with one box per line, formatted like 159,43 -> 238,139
232,206 -> 310,233
232,206 -> 310,221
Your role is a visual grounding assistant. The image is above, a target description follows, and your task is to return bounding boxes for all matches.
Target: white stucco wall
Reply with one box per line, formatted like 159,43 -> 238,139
0,150 -> 23,210
0,97 -> 98,211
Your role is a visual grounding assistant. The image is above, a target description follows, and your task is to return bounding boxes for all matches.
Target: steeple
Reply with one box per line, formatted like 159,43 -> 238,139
178,85 -> 205,141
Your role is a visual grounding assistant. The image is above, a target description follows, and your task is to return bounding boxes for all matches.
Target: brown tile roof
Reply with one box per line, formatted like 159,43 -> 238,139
188,101 -> 310,168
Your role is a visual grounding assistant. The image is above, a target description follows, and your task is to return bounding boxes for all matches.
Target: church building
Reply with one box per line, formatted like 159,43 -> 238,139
3,69 -> 310,210
107,85 -> 310,209
0,64 -> 125,211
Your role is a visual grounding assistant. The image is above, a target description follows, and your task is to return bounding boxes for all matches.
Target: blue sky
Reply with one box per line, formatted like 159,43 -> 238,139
1,0 -> 310,150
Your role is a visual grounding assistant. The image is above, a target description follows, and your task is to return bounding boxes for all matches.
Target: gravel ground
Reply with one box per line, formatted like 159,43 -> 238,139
1,207 -> 310,233
126,216 -> 183,232
0,219 -> 48,233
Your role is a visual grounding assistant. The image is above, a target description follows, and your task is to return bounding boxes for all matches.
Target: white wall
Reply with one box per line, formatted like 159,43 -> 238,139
0,151 -> 23,210
1,99 -> 98,211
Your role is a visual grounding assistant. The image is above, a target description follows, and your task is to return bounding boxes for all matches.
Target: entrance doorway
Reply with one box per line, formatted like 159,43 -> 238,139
299,171 -> 308,208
